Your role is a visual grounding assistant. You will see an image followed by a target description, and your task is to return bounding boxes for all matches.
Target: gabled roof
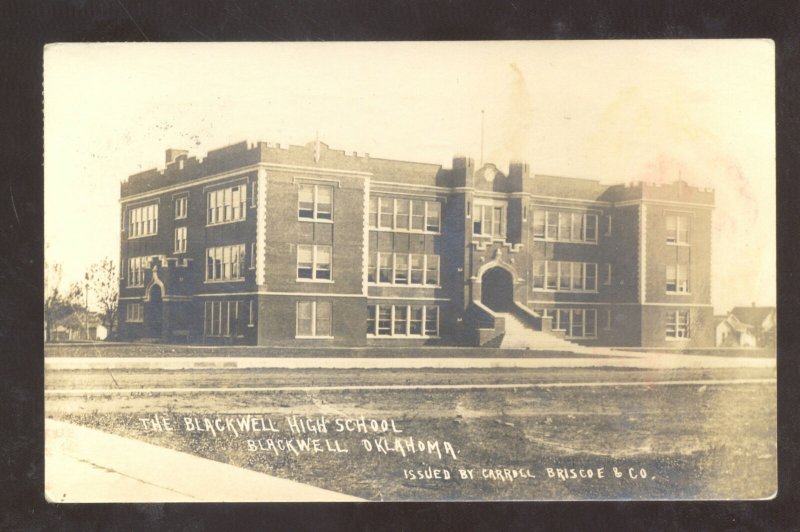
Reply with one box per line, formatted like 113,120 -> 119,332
729,307 -> 775,328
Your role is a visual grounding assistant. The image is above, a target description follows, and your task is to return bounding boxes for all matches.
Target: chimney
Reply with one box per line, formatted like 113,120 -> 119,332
166,149 -> 189,165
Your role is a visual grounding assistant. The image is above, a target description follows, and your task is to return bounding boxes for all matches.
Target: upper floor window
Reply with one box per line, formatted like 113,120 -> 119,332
368,252 -> 439,286
206,244 -> 245,281
128,204 -> 158,238
127,256 -> 150,287
532,261 -> 597,292
298,184 -> 333,221
174,196 -> 188,220
174,227 -> 187,254
666,264 -> 690,293
666,309 -> 691,339
297,244 -> 332,281
666,214 -> 690,244
533,210 -> 598,243
473,202 -> 506,238
369,196 -> 441,233
207,185 -> 247,225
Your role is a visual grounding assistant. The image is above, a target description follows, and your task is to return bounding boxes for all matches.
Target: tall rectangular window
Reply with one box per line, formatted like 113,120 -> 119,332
379,253 -> 392,283
174,196 -> 187,220
369,197 -> 379,228
296,301 -> 332,337
395,199 -> 410,230
368,252 -> 378,283
368,305 -> 438,337
298,183 -> 333,221
585,263 -> 597,291
128,203 -> 159,237
393,305 -> 408,335
666,214 -> 691,244
666,309 -> 691,339
532,261 -> 545,289
533,210 -> 546,238
584,214 -> 598,242
378,306 -> 392,335
410,254 -> 425,284
666,264 -> 690,293
250,242 -> 256,269
296,244 -> 332,281
474,203 -> 505,238
426,201 -> 441,232
411,200 -> 425,230
174,227 -> 187,253
410,306 -> 424,335
207,185 -> 246,225
572,262 -> 584,290
205,244 -> 246,281
127,256 -> 150,287
250,181 -> 257,207
551,308 -> 597,338
204,300 -> 245,337
425,306 -> 439,336
394,254 -> 409,284
558,213 -> 572,241
546,211 -> 559,240
367,305 -> 376,335
425,254 -> 439,285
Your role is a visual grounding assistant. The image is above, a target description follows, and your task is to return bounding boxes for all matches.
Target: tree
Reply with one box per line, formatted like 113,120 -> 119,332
86,258 -> 119,340
44,262 -> 84,342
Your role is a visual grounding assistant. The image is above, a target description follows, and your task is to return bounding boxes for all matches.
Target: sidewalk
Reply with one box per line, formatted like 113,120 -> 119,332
45,418 -> 364,503
44,352 -> 776,371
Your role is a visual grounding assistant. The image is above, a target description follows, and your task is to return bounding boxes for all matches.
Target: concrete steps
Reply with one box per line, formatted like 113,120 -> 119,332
495,312 -> 582,351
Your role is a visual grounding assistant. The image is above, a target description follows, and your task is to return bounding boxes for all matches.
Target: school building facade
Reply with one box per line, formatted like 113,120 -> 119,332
117,140 -> 715,348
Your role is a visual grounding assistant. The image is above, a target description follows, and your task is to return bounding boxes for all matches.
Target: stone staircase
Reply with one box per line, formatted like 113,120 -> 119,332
495,312 -> 582,351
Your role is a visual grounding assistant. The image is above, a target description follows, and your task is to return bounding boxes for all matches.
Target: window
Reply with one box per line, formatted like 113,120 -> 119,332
204,300 -> 247,337
249,300 -> 255,326
666,309 -> 691,339
174,227 -> 187,254
296,301 -> 332,337
207,185 -> 247,225
474,203 -> 505,238
550,308 -> 597,338
298,184 -> 333,221
605,214 -> 612,236
297,244 -> 332,281
533,210 -> 598,243
368,253 -> 439,286
666,214 -> 690,244
666,264 -> 690,293
126,303 -> 143,322
128,203 -> 159,237
604,264 -> 612,285
250,181 -> 257,207
250,243 -> 256,269
174,196 -> 187,220
370,196 -> 441,233
127,256 -> 150,287
367,305 -> 439,337
206,244 -> 246,281
532,261 -> 597,291
532,211 -> 546,238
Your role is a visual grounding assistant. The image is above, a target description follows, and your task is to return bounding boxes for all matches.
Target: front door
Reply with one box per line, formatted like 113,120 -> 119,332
480,267 -> 515,312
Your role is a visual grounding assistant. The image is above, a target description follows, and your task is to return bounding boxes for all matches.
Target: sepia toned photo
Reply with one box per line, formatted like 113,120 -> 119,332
43,41 -> 776,502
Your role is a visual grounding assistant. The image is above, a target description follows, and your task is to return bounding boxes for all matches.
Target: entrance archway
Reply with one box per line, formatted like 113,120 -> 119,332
480,267 -> 515,311
146,285 -> 163,338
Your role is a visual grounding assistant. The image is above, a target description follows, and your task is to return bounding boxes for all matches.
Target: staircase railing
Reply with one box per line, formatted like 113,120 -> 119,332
465,301 -> 506,347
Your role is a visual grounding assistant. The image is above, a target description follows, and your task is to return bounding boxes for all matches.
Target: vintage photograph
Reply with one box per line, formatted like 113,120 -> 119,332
43,41 -> 776,501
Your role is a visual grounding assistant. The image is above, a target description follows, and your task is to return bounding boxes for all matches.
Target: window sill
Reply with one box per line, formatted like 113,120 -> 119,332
296,278 -> 334,283
298,217 -> 334,223
368,335 -> 439,339
533,238 -> 598,245
369,227 -> 441,236
666,242 -> 691,247
532,289 -> 599,294
368,283 -> 441,288
175,215 -> 187,221
127,234 -> 158,240
206,219 -> 246,228
295,335 -> 335,340
665,291 -> 692,295
204,278 -> 246,284
125,320 -> 143,324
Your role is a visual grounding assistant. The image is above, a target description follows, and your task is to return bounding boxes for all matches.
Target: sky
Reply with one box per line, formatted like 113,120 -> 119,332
43,41 -> 775,314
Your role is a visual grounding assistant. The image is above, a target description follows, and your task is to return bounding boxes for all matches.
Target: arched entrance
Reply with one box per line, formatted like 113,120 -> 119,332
146,285 -> 163,338
480,267 -> 515,311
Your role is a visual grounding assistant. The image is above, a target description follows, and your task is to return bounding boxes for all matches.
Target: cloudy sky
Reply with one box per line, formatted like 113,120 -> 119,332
44,40 -> 775,313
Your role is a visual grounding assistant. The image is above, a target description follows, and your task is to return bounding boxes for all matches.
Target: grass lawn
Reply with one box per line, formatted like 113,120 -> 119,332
47,368 -> 776,501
